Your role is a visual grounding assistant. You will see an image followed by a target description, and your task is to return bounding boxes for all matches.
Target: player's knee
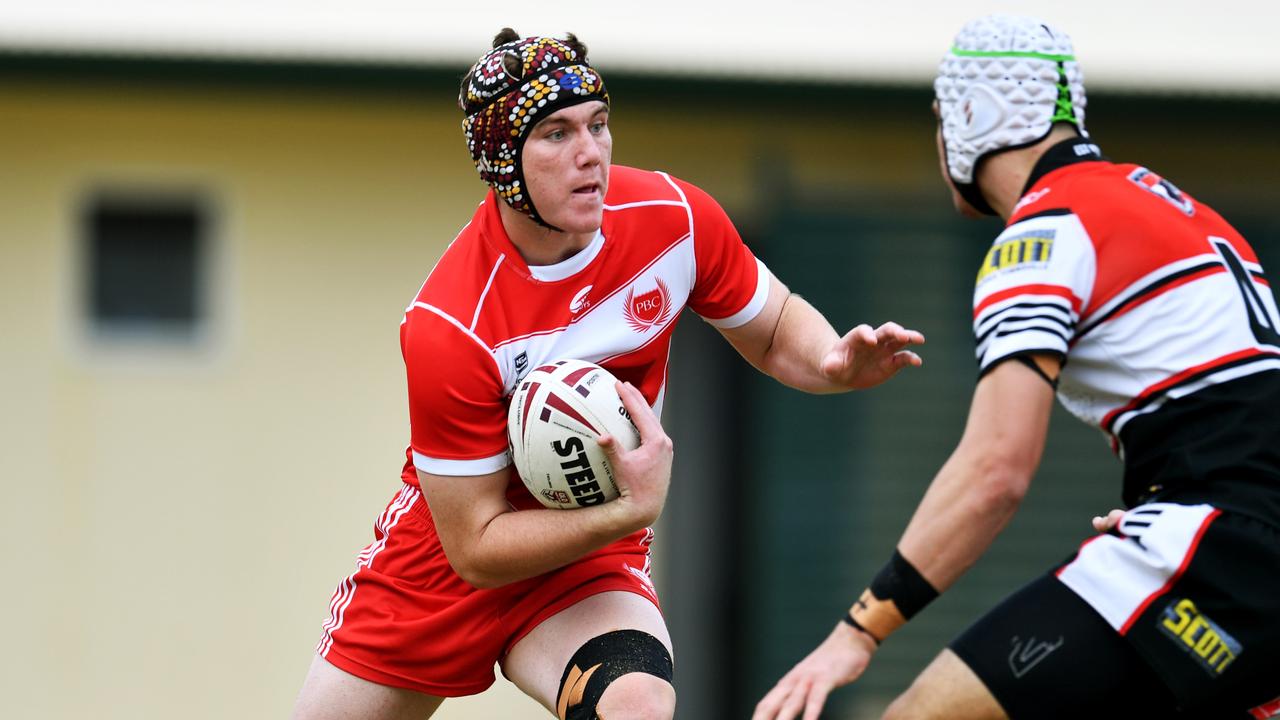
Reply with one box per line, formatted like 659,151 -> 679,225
881,671 -> 941,720
556,629 -> 674,720
598,672 -> 675,720
881,650 -> 1002,720
881,693 -> 915,720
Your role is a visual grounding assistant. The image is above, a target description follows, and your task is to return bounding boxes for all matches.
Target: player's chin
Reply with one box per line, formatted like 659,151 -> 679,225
552,204 -> 604,234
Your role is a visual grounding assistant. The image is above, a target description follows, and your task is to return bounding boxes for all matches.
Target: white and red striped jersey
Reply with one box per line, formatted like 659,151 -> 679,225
398,166 -> 767,506
973,140 -> 1280,511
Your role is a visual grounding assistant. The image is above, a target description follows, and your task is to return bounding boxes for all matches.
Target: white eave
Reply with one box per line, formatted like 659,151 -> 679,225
1,1 -> 1277,96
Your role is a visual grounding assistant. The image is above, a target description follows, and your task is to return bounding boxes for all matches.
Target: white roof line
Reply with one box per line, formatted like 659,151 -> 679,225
1,2 -> 1277,96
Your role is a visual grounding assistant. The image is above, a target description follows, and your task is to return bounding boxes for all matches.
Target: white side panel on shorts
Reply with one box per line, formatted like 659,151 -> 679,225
1056,503 -> 1219,633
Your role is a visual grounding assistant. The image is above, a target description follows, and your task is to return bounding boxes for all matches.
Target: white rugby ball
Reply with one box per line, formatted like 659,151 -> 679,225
507,359 -> 641,510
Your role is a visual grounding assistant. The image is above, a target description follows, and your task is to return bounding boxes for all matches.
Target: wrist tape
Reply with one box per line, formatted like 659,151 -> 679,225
846,549 -> 939,642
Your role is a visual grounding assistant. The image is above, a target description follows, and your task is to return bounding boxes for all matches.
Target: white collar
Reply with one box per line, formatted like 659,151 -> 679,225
527,230 -> 605,282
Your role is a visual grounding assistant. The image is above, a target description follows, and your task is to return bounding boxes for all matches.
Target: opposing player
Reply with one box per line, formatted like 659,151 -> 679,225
290,29 -> 924,720
755,14 -> 1280,720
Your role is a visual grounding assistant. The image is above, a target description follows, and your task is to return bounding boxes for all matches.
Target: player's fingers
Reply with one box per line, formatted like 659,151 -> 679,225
596,432 -> 618,459
876,326 -> 926,356
823,325 -> 873,377
802,683 -> 832,720
876,321 -> 926,346
848,323 -> 877,348
1092,508 -> 1125,532
820,346 -> 847,377
874,321 -> 905,339
777,679 -> 811,720
752,681 -> 791,720
892,350 -> 923,368
615,381 -> 664,442
889,332 -> 926,352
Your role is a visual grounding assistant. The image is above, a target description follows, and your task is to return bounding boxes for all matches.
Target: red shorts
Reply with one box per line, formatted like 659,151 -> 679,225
316,484 -> 661,698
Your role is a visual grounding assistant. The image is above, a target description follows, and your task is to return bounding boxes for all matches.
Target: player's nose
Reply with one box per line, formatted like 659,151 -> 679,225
574,128 -> 603,167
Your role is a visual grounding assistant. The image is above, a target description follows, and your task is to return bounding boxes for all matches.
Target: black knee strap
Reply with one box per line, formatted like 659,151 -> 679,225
556,629 -> 674,720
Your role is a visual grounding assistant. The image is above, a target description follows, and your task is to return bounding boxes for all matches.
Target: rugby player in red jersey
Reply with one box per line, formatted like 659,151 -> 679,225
290,29 -> 924,720
756,14 -> 1280,720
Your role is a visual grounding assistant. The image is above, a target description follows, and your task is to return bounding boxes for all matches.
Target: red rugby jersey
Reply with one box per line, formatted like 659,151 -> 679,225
398,166 -> 767,505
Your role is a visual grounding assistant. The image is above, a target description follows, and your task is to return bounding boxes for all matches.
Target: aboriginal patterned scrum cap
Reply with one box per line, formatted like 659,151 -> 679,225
935,15 -> 1087,215
460,31 -> 609,229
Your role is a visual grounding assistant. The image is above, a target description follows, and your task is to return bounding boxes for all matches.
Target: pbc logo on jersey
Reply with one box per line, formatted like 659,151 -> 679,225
1129,168 -> 1195,217
1159,597 -> 1242,675
976,230 -> 1056,285
623,278 -> 673,333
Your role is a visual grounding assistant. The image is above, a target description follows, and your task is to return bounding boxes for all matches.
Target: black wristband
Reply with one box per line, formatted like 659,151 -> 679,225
868,550 -> 939,620
841,612 -> 881,645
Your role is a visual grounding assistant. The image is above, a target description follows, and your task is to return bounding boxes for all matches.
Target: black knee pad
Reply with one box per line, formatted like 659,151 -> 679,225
555,629 -> 674,720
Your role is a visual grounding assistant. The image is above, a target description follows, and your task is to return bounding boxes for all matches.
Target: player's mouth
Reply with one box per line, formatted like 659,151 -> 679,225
571,182 -> 601,197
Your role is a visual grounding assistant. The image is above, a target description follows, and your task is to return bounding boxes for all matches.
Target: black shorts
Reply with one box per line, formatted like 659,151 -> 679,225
950,504 -> 1280,720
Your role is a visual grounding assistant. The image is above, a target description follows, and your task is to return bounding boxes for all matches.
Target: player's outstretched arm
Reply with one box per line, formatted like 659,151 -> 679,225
754,357 -> 1056,720
421,381 -> 672,589
719,271 -> 924,393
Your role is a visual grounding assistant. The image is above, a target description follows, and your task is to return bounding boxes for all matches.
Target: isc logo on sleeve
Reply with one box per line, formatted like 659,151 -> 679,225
976,229 -> 1056,285
1159,597 -> 1242,675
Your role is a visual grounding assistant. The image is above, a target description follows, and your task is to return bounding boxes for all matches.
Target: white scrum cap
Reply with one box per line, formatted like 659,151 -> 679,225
935,15 -> 1087,214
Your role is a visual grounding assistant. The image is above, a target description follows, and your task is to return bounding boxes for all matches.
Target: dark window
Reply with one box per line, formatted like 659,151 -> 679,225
85,196 -> 206,337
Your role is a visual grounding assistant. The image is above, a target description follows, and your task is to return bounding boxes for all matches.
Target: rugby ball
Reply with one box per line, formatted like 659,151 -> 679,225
507,359 -> 641,509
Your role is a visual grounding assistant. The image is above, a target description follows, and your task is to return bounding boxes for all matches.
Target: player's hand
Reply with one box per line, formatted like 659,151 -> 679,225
1092,508 -> 1125,533
598,381 -> 673,531
821,321 -> 925,390
753,622 -> 878,720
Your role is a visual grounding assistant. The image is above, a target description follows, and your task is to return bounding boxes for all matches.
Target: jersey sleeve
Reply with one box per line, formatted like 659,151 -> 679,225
973,211 -> 1096,375
401,306 -> 510,477
675,178 -> 770,328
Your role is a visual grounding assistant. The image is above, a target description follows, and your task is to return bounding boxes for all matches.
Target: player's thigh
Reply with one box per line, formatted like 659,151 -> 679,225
883,649 -> 1005,720
946,573 -> 1180,720
502,590 -> 674,713
292,654 -> 445,720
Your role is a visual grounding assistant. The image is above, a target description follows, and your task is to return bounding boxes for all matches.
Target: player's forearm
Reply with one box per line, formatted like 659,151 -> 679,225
759,294 -> 846,393
840,442 -> 1032,646
897,363 -> 1051,591
897,443 -> 1030,591
455,503 -> 644,589
841,364 -> 1053,645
